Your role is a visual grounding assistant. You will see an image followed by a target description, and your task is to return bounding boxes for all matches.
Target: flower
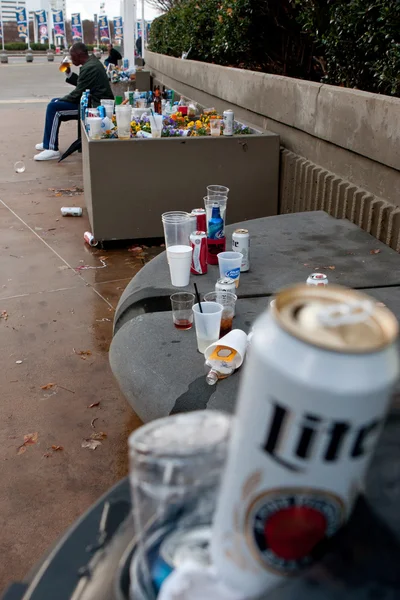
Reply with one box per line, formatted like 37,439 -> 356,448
195,120 -> 202,129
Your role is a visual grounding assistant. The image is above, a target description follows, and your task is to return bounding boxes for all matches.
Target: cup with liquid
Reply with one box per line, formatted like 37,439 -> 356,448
59,56 -> 71,73
170,292 -> 195,330
203,291 -> 237,337
192,302 -> 223,354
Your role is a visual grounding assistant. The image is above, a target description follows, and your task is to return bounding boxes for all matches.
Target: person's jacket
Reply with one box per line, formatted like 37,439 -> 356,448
105,48 -> 122,66
60,54 -> 114,107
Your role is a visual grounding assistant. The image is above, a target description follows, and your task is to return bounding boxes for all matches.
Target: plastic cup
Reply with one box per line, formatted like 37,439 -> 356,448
87,116 -> 102,139
101,99 -> 114,118
100,99 -> 114,107
115,105 -> 132,139
209,119 -> 221,137
166,245 -> 192,287
206,185 -> 229,197
204,291 -> 237,336
162,211 -> 193,249
218,251 -> 243,288
170,292 -> 195,330
149,113 -> 163,138
192,302 -> 223,354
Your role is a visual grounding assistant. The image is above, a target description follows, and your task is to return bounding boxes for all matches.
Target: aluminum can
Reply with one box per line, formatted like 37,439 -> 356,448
61,207 -> 82,217
97,105 -> 106,118
151,526 -> 211,593
83,231 -> 98,247
307,272 -> 328,286
232,228 -> 250,272
191,208 -> 207,233
190,231 -> 208,275
215,277 -> 236,295
223,109 -> 234,136
211,284 -> 399,597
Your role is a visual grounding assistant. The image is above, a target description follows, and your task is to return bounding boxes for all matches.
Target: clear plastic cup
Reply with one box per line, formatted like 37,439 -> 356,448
166,245 -> 192,287
206,185 -> 230,197
217,251 -> 243,288
204,291 -> 237,336
203,195 -> 227,233
115,105 -> 132,139
192,302 -> 223,354
86,116 -> 102,139
209,119 -> 221,137
162,211 -> 193,249
170,292 -> 195,329
149,113 -> 163,138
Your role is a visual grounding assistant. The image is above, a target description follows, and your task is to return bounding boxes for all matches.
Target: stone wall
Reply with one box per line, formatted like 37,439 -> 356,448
146,51 -> 400,250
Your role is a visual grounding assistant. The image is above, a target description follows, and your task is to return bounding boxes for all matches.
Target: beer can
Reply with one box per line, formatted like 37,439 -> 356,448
307,272 -> 328,286
190,231 -> 208,275
191,208 -> 207,233
151,526 -> 211,593
232,229 -> 250,272
223,109 -> 234,136
83,231 -> 98,247
61,207 -> 82,217
211,284 -> 399,597
215,277 -> 236,295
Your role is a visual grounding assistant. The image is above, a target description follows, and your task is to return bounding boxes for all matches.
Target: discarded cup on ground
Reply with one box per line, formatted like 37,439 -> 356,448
14,161 -> 25,173
86,117 -> 103,139
217,252 -> 243,288
206,184 -> 229,197
162,211 -> 193,249
149,113 -> 163,138
115,105 -> 132,139
204,291 -> 237,336
209,119 -> 221,137
167,245 -> 192,287
170,292 -> 195,330
192,302 -> 223,354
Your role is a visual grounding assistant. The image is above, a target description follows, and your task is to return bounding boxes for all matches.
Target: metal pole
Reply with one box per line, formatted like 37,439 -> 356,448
141,0 -> 144,57
1,5 -> 4,51
48,10 -> 52,48
33,13 -> 38,44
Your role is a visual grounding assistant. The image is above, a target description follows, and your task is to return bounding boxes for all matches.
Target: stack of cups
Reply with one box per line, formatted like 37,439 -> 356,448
162,211 -> 193,287
204,185 -> 229,265
87,117 -> 103,139
115,104 -> 132,139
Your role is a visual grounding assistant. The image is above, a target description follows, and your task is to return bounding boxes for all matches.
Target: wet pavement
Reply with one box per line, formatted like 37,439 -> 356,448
0,59 -> 161,590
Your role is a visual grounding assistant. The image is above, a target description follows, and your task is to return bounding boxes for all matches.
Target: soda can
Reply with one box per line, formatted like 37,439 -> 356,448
151,526 -> 211,593
211,284 -> 399,597
215,277 -> 236,295
223,109 -> 234,136
232,229 -> 250,272
83,231 -> 98,247
61,207 -> 82,217
307,273 -> 328,286
191,208 -> 207,233
190,231 -> 208,275
97,105 -> 106,119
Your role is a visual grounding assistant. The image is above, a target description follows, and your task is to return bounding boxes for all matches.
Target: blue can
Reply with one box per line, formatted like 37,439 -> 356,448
97,105 -> 106,118
123,57 -> 129,69
208,205 -> 224,240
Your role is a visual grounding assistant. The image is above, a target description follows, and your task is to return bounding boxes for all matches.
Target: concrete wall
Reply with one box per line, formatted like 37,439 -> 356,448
146,51 -> 400,249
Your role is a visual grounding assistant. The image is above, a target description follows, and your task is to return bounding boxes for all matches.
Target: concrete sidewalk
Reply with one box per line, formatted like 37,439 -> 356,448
0,61 -> 158,590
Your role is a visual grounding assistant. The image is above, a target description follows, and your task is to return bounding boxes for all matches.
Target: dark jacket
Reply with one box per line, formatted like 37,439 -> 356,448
105,48 -> 122,66
60,54 -> 114,107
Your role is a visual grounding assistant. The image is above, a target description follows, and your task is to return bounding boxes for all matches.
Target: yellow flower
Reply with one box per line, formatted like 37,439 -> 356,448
187,121 -> 195,128
196,120 -> 202,129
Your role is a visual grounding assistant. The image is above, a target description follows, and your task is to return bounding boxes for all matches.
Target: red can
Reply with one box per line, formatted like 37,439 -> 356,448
84,231 -> 98,247
191,208 -> 207,233
190,231 -> 208,275
207,237 -> 226,265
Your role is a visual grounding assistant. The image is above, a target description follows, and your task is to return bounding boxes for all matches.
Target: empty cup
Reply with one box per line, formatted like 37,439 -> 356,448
209,119 -> 221,137
87,117 -> 102,139
206,185 -> 230,197
192,302 -> 224,354
162,211 -> 193,249
149,113 -> 163,138
115,105 -> 132,139
167,245 -> 192,287
218,251 -> 243,287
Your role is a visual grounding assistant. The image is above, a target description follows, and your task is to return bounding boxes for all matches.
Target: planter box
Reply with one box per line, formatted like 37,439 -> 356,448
110,71 -> 152,97
82,123 -> 279,242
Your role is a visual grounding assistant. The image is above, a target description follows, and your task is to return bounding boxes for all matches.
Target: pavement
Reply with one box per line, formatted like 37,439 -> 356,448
0,57 -> 160,591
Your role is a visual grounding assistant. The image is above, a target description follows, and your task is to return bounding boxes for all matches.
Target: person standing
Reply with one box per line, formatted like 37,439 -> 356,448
34,43 -> 114,161
136,35 -> 142,57
105,43 -> 122,67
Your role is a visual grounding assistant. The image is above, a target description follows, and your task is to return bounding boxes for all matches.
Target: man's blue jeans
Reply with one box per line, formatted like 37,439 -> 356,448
43,98 -> 79,151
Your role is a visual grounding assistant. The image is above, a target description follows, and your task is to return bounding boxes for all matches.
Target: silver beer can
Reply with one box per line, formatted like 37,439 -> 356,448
211,284 -> 399,597
215,277 -> 236,294
223,109 -> 234,136
307,272 -> 328,286
232,228 -> 250,272
61,206 -> 82,217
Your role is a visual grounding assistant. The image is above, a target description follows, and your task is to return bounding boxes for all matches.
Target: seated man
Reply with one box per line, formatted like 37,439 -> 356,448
104,44 -> 122,67
34,42 -> 114,161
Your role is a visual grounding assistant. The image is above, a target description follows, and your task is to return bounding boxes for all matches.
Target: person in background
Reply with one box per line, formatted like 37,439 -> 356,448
136,35 -> 142,57
34,42 -> 114,161
105,43 -> 122,67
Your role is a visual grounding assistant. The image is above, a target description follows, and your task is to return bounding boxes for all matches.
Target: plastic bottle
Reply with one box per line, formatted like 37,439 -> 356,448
206,367 -> 234,386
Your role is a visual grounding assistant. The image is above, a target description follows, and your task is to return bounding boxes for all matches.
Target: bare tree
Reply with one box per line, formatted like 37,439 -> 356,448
146,0 -> 182,12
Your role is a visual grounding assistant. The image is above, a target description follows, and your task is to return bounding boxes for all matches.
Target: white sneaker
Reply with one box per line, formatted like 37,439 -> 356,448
35,143 -> 44,150
34,149 -> 61,161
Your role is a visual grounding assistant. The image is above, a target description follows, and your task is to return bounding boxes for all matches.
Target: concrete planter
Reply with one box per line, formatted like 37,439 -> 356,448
26,51 -> 33,63
110,71 -> 152,97
0,51 -> 8,64
47,51 -> 54,62
81,124 -> 279,242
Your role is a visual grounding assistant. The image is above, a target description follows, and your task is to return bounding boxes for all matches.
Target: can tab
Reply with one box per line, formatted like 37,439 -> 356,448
317,300 -> 374,328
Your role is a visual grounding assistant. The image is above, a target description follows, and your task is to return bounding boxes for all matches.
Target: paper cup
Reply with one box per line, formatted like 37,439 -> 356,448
217,252 -> 243,287
166,245 -> 192,287
149,114 -> 163,138
87,117 -> 102,139
115,105 -> 132,139
192,302 -> 223,354
204,329 -> 248,367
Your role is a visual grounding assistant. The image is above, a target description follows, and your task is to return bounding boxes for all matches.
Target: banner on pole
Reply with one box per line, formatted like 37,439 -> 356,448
35,10 -> 48,42
71,13 -> 83,41
94,13 -> 98,45
99,15 -> 110,43
52,9 -> 66,39
16,7 -> 28,40
113,17 -> 123,43
0,19 -> 3,41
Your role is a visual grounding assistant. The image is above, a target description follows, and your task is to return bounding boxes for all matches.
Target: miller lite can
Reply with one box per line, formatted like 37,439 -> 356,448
61,207 -> 82,217
190,231 -> 207,275
223,109 -> 234,136
211,284 -> 399,597
191,208 -> 207,233
307,273 -> 328,286
215,277 -> 236,295
232,229 -> 250,272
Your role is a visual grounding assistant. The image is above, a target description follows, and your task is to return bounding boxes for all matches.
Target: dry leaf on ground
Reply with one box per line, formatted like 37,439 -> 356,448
73,349 -> 92,357
88,402 -> 100,408
24,432 -> 38,445
41,383 -> 55,390
17,446 -> 27,455
128,246 -> 143,254
82,439 -> 102,450
51,445 -> 64,451
1,310 -> 8,320
327,266 -> 336,270
370,249 -> 381,255
90,431 -> 107,441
